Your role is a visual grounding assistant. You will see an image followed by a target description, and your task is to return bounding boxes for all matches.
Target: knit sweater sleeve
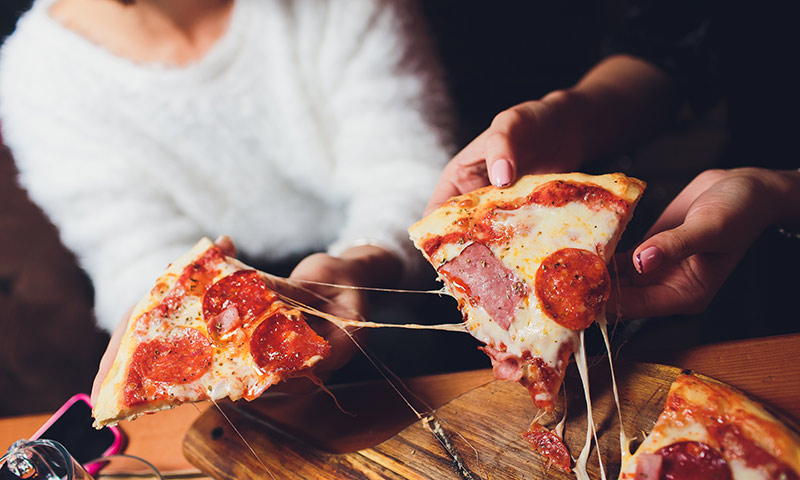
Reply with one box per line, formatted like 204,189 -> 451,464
0,19 -> 203,332
293,0 -> 453,282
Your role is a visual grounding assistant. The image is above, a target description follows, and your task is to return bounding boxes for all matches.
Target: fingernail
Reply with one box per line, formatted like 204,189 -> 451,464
491,159 -> 512,186
636,246 -> 663,274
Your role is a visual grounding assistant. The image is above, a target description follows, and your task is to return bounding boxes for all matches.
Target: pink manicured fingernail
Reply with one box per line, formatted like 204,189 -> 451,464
635,246 -> 663,274
491,159 -> 513,186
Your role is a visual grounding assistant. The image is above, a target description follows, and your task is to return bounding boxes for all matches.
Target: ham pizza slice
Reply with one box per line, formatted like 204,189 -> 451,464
409,172 -> 645,413
93,238 -> 329,428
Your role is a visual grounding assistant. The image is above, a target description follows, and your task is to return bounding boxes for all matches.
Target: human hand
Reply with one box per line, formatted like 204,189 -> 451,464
612,168 -> 800,319
425,91 -> 584,215
90,236 -> 237,406
285,245 -> 401,380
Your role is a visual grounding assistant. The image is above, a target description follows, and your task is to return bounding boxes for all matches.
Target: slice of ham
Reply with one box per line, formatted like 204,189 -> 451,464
438,242 -> 528,330
480,346 -> 523,382
207,305 -> 241,336
634,453 -> 663,480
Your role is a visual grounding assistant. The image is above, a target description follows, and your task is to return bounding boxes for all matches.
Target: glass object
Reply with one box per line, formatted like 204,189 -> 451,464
1,440 -> 163,480
1,439 -> 93,480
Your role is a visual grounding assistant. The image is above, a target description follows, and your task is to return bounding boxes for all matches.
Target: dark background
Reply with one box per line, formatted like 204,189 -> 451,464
1,1 -> 796,416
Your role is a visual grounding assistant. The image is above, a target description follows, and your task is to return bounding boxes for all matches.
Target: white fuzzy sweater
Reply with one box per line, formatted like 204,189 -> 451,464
0,0 -> 451,332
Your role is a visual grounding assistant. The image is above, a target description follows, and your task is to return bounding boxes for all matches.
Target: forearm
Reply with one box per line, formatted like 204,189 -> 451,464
548,54 -> 680,163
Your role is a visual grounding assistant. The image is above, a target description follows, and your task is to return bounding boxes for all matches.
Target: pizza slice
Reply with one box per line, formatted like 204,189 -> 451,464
409,172 -> 644,469
619,373 -> 800,480
92,238 -> 330,428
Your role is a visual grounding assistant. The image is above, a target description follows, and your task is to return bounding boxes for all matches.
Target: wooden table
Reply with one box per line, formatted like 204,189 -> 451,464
2,333 -> 799,479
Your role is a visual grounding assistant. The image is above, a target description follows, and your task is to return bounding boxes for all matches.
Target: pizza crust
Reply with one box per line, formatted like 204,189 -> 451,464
409,172 -> 646,263
93,238 -> 328,428
93,238 -> 218,427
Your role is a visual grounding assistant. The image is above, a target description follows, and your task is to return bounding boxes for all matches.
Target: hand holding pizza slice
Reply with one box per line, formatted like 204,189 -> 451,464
409,172 -> 645,471
92,238 -> 333,428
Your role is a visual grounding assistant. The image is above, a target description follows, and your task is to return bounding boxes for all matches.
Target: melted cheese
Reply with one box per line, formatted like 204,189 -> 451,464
434,200 -> 619,368
127,250 -> 323,408
131,258 -> 263,402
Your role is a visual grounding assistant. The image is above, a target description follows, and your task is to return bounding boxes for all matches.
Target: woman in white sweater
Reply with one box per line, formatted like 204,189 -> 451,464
0,0 -> 450,353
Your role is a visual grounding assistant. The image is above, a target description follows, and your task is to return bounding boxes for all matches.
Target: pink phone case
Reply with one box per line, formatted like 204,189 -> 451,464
30,393 -> 124,476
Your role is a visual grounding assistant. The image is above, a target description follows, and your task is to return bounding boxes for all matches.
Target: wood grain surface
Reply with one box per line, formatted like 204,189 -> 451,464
183,362 -> 725,479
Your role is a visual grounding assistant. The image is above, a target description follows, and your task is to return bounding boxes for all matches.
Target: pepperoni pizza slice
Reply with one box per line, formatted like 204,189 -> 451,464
92,238 -> 329,428
619,373 -> 800,480
409,172 -> 644,412
409,172 -> 644,469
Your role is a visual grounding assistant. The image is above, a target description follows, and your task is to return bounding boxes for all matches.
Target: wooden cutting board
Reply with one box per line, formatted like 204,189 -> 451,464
185,361 -> 773,479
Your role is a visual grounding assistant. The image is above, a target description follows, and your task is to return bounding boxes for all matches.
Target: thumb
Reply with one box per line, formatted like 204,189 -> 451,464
633,222 -> 717,274
484,130 -> 517,187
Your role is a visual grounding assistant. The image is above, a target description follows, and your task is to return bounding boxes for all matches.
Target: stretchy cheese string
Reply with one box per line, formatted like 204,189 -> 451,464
260,273 -> 466,332
281,296 -> 469,333
573,330 -> 607,480
379,358 -> 486,479
598,316 -> 633,465
608,254 -> 634,464
209,397 -> 275,480
291,278 -> 451,296
266,274 -> 483,477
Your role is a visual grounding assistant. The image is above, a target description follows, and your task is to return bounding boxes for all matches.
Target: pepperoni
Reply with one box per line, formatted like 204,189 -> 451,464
123,327 -> 214,406
203,270 -> 278,335
708,423 -> 800,480
421,181 -> 629,259
438,242 -> 528,330
149,246 -> 227,321
535,248 -> 610,330
132,327 -> 213,383
479,346 -> 523,382
655,441 -> 732,480
523,423 -> 571,472
249,312 -> 330,376
518,341 -> 574,411
524,180 -> 629,214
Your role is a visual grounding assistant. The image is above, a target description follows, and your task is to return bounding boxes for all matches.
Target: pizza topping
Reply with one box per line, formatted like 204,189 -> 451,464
523,422 -> 572,472
709,423 -> 800,480
123,327 -> 214,407
249,312 -> 330,376
131,327 -> 213,383
479,346 -> 523,382
634,453 -> 663,480
535,248 -> 610,330
203,270 -> 278,334
438,242 -> 528,330
179,245 -> 228,296
518,342 -> 574,411
523,180 -> 629,215
655,441 -> 732,480
208,305 -> 242,336
146,246 -> 227,324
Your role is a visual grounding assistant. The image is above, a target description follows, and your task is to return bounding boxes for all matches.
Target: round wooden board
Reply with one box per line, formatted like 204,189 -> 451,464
181,362 -> 780,479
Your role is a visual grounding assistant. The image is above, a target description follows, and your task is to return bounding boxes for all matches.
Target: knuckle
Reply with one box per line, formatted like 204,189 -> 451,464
695,168 -> 727,186
490,108 -> 525,131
